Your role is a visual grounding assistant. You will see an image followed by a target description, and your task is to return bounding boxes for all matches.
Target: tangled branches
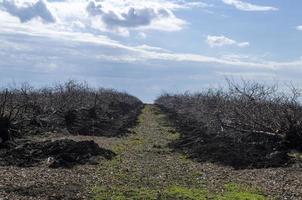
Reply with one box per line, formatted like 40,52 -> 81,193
156,80 -> 302,168
0,81 -> 143,144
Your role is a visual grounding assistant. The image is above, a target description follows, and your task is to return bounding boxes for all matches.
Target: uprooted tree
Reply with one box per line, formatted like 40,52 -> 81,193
0,81 -> 143,145
215,80 -> 302,151
156,80 -> 302,168
0,88 -> 29,144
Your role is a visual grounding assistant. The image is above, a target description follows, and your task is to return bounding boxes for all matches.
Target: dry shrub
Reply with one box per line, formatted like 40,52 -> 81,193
156,80 -> 302,169
0,80 -> 143,142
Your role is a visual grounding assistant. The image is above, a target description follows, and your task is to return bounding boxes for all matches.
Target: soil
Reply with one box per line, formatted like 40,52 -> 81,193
0,139 -> 116,168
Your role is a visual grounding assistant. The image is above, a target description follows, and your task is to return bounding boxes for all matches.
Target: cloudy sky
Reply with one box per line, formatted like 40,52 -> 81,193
0,0 -> 302,102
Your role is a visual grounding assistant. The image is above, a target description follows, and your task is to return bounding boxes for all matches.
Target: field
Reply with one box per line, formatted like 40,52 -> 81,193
0,81 -> 301,199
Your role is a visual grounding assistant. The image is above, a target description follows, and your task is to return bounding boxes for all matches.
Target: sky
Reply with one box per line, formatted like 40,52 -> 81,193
0,0 -> 302,102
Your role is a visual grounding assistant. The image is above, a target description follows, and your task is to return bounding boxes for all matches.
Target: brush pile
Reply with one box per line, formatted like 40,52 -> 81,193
0,80 -> 143,143
0,139 -> 116,168
156,80 -> 302,169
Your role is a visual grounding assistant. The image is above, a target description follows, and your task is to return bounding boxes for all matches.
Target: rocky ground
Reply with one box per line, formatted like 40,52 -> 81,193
0,105 -> 301,199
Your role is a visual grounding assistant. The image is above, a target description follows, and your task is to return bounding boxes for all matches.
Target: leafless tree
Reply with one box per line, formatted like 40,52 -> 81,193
156,79 -> 302,168
0,80 -> 143,144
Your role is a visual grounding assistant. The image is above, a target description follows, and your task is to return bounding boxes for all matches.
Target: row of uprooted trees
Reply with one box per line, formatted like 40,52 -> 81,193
0,80 -> 143,144
155,79 -> 302,169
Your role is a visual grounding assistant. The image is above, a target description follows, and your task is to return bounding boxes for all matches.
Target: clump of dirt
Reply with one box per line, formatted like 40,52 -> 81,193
0,139 -> 116,168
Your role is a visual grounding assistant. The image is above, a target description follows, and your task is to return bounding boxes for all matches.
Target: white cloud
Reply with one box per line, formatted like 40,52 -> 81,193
0,0 -> 201,36
222,0 -> 278,11
206,35 -> 235,47
296,25 -> 302,31
206,35 -> 249,48
1,0 -> 56,23
1,18 -> 301,71
85,0 -> 188,33
138,32 -> 146,39
0,0 -> 300,74
142,52 -> 302,69
135,44 -> 170,53
86,1 -> 172,28
237,42 -> 250,47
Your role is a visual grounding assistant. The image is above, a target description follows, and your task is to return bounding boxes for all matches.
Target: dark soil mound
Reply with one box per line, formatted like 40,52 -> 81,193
0,139 -> 116,168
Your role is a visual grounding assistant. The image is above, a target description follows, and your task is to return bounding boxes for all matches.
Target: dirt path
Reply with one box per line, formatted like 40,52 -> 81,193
91,105 -> 268,199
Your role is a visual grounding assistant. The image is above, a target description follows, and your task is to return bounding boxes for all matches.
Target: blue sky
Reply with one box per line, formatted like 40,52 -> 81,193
0,0 -> 302,102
